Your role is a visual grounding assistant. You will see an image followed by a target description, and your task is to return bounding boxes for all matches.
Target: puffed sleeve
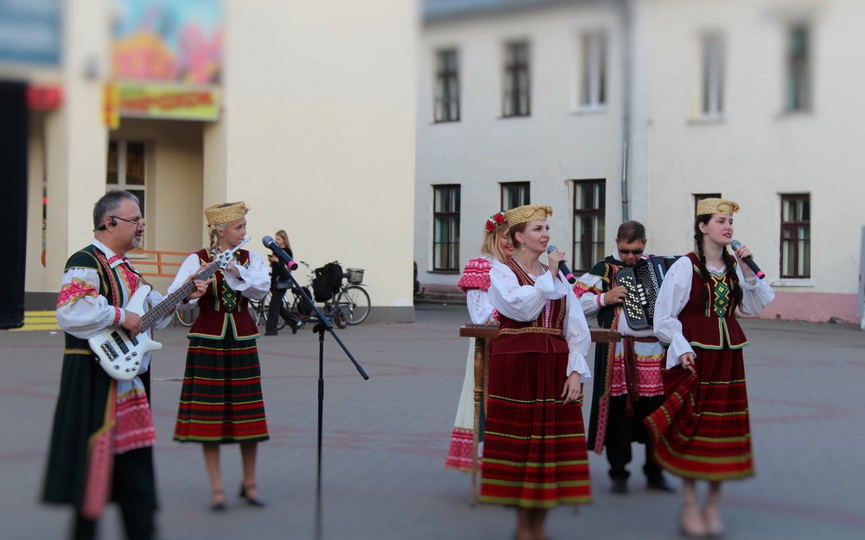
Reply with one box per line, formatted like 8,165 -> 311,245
224,251 -> 269,301
168,254 -> 202,309
564,288 -> 592,378
488,260 -> 566,322
574,271 -> 605,316
56,267 -> 123,339
736,265 -> 776,315
466,289 -> 496,324
652,256 -> 694,369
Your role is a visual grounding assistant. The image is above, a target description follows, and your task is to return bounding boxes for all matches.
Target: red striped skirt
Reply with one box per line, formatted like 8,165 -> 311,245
479,351 -> 591,508
174,335 -> 269,444
644,347 -> 753,481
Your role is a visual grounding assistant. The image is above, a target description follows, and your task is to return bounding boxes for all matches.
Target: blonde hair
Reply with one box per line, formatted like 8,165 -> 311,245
480,225 -> 510,262
208,222 -> 227,249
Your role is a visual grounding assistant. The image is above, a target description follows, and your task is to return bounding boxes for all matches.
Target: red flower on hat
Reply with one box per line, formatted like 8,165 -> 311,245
485,211 -> 506,233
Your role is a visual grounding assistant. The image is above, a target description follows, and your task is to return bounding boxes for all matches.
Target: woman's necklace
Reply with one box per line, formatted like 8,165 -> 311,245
514,255 -> 542,276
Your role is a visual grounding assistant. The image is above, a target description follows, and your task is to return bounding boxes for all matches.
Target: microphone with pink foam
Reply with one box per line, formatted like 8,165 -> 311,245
546,245 -> 576,284
730,240 -> 765,279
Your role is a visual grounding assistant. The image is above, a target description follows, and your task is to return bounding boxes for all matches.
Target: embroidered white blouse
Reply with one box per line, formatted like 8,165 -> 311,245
653,256 -> 776,369
488,259 -> 592,378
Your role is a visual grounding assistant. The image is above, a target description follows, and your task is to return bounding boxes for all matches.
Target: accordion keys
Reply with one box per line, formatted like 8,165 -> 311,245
615,255 -> 680,331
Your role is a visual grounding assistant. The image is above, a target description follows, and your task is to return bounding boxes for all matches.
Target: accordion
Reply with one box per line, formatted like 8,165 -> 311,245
615,255 -> 679,331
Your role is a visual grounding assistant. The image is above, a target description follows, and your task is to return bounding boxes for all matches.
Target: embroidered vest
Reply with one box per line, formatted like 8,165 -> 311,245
189,248 -> 259,340
678,252 -> 748,350
491,258 -> 569,356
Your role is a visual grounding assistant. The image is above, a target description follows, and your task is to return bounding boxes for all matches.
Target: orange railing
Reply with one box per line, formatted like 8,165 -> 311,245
128,249 -> 191,278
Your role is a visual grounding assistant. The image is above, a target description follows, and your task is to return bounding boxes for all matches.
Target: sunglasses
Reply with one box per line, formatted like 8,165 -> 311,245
618,249 -> 644,255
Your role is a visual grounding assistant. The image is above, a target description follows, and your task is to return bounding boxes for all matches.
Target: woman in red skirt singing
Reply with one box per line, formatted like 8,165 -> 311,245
169,202 -> 271,511
481,204 -> 592,540
646,198 -> 775,537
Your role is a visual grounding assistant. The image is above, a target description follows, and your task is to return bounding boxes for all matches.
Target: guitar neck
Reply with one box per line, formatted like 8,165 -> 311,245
140,260 -> 221,329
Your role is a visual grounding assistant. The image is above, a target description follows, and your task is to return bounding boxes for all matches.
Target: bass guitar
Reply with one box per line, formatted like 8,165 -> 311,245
88,237 -> 250,380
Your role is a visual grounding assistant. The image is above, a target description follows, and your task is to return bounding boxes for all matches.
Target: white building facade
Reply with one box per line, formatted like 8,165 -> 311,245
3,0 -> 417,324
416,0 -> 864,323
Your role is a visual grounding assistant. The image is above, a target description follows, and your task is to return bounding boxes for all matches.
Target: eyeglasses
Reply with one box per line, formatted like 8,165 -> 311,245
112,215 -> 146,228
618,248 -> 644,255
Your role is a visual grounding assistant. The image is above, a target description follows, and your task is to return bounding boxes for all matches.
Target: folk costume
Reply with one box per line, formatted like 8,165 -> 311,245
574,251 -> 667,486
479,205 -> 593,509
169,202 -> 271,444
645,199 -> 775,481
43,239 -> 173,539
445,256 -> 496,471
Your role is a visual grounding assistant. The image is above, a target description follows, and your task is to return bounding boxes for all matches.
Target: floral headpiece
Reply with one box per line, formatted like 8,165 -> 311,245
485,211 -> 507,233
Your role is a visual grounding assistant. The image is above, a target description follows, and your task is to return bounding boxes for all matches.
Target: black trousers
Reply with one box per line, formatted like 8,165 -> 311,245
71,447 -> 157,540
605,394 -> 665,481
265,287 -> 292,333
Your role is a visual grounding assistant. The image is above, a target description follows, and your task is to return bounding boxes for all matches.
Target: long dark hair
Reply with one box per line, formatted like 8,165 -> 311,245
693,214 -> 742,311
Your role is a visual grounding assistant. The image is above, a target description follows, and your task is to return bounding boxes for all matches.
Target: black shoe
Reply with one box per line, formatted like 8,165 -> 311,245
611,477 -> 629,494
647,474 -> 676,492
289,320 -> 299,335
264,330 -> 278,336
239,484 -> 266,507
210,489 -> 226,512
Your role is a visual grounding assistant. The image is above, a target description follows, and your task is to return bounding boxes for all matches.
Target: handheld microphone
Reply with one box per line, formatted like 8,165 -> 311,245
546,245 -> 576,284
730,240 -> 765,280
262,235 -> 299,271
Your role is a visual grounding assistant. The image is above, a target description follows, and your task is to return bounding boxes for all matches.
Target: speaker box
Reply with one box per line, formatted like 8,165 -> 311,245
0,82 -> 29,329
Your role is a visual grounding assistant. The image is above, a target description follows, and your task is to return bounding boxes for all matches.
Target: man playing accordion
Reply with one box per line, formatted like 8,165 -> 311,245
573,221 -> 674,495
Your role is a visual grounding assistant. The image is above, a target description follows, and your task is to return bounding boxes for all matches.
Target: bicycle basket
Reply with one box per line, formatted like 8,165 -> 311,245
346,268 -> 364,284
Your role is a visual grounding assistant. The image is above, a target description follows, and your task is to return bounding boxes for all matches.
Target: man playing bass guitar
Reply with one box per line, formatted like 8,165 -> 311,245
42,190 -> 209,540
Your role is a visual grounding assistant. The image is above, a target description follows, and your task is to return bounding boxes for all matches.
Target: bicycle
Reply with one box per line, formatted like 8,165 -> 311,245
332,267 -> 371,325
287,261 -> 349,329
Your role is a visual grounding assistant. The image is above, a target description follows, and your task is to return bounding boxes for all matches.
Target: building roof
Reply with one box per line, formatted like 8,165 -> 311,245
423,0 -> 590,22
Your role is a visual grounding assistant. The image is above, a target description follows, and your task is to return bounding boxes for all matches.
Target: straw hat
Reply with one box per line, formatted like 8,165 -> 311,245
696,198 -> 739,216
504,205 -> 553,227
205,201 -> 249,226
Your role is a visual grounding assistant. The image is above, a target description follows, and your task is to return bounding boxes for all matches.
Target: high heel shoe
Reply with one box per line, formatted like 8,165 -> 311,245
703,506 -> 725,538
239,483 -> 266,507
210,489 -> 226,512
679,503 -> 708,538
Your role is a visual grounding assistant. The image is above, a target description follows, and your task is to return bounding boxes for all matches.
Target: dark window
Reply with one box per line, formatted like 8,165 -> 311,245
780,194 -> 810,278
572,180 -> 606,273
434,49 -> 460,122
107,140 -> 147,247
501,182 -> 530,210
786,25 -> 811,112
694,193 -> 722,216
433,185 -> 461,271
503,41 -> 530,117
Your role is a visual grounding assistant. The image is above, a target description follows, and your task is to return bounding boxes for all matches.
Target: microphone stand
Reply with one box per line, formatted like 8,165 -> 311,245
273,256 -> 368,540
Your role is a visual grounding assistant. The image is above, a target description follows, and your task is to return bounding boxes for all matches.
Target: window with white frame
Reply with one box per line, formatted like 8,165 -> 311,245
434,48 -> 460,122
785,24 -> 811,113
579,31 -> 607,109
501,182 -> 530,210
107,140 -> 147,246
701,34 -> 724,117
502,41 -> 530,117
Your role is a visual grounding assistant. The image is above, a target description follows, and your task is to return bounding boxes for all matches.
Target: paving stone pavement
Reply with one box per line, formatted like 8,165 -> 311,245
1,304 -> 864,540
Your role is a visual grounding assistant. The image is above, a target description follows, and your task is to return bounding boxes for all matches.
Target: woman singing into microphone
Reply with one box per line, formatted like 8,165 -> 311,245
645,198 -> 775,538
480,205 -> 592,540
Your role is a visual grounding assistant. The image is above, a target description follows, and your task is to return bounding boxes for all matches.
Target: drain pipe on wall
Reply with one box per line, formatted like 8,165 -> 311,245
619,0 -> 633,222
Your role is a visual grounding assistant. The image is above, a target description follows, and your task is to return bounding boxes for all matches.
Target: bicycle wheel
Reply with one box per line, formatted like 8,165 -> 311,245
335,285 -> 370,325
175,305 -> 199,327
